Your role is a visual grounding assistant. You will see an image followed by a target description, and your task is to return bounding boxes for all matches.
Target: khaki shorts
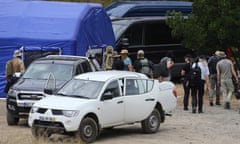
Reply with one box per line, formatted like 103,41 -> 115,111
221,79 -> 234,93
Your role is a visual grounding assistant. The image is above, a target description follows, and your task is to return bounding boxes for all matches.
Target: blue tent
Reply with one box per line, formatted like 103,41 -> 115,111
0,1 -> 115,97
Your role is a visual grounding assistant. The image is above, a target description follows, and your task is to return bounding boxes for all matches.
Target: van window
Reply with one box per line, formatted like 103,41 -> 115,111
124,24 -> 143,45
145,22 -> 180,45
118,20 -> 192,63
123,22 -> 180,46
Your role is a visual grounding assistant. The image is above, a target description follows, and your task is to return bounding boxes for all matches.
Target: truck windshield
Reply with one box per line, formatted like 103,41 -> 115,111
23,63 -> 73,81
57,79 -> 104,99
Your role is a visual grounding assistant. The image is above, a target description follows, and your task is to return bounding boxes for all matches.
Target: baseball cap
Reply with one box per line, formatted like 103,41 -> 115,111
137,50 -> 144,55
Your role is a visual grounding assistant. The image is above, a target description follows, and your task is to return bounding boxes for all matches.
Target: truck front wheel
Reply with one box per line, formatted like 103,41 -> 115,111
77,117 -> 98,143
32,126 -> 51,139
141,108 -> 161,133
7,111 -> 19,125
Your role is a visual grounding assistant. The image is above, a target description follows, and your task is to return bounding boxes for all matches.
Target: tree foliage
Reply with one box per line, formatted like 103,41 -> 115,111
166,0 -> 240,55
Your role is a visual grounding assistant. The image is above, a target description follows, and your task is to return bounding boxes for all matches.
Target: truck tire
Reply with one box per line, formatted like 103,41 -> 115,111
141,108 -> 161,133
7,111 -> 19,125
78,117 -> 98,143
32,126 -> 51,139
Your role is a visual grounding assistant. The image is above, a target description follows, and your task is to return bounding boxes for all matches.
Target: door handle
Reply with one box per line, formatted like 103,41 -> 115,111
145,98 -> 155,101
117,100 -> 123,104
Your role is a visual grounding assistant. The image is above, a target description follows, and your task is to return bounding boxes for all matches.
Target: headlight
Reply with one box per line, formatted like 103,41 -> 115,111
8,89 -> 18,98
30,106 -> 38,113
62,110 -> 79,117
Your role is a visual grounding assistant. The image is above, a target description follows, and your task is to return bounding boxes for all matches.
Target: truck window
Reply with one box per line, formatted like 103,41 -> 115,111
81,61 -> 92,73
104,80 -> 120,98
125,79 -> 140,95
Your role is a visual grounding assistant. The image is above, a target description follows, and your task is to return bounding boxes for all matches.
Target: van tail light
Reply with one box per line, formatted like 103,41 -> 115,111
173,89 -> 177,98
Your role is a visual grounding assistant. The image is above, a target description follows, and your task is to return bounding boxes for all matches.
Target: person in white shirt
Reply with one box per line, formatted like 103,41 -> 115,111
190,55 -> 209,113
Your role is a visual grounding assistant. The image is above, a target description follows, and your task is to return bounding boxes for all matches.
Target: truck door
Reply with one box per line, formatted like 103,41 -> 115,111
123,78 -> 155,123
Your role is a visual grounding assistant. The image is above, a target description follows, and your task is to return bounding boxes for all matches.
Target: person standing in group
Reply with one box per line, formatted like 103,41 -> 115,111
5,50 -> 25,93
92,53 -> 102,71
133,50 -> 154,78
120,49 -> 133,71
237,57 -> 240,78
112,51 -> 124,70
181,54 -> 193,111
208,51 -> 222,106
217,51 -> 239,109
153,57 -> 174,82
103,46 -> 114,70
190,56 -> 209,113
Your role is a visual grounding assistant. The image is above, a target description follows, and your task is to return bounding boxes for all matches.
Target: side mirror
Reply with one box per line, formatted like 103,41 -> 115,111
101,91 -> 113,101
43,88 -> 55,95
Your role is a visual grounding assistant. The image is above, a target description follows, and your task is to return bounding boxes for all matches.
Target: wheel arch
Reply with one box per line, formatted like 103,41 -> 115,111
83,112 -> 99,124
82,112 -> 100,131
155,102 -> 165,123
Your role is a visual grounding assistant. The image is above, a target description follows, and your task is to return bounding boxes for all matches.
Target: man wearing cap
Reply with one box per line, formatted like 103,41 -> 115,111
133,50 -> 154,78
120,49 -> 133,71
5,50 -> 25,93
112,51 -> 124,70
207,51 -> 222,106
217,51 -> 238,109
153,57 -> 174,82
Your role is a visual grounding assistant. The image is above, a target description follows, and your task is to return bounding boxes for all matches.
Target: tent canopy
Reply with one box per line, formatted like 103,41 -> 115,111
0,1 -> 115,97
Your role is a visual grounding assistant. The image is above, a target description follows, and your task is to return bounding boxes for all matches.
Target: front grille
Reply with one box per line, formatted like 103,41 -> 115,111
37,108 -> 48,114
18,93 -> 44,100
34,120 -> 65,130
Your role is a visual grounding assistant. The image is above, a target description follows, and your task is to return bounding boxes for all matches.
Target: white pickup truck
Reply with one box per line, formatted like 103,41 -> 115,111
28,71 -> 177,143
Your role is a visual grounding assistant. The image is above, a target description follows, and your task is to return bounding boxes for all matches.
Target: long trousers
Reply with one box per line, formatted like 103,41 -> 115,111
191,80 -> 205,111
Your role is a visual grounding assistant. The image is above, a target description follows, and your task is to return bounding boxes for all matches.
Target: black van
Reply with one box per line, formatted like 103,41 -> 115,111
112,17 -> 194,78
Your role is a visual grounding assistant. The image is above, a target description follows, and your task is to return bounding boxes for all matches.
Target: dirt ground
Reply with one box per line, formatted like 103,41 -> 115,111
0,84 -> 240,144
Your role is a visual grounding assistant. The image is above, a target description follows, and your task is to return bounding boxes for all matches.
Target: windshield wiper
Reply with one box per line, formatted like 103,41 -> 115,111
68,95 -> 90,99
57,93 -> 67,96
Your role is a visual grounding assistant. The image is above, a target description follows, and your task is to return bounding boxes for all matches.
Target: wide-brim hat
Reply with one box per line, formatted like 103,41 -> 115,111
13,50 -> 21,57
215,51 -> 226,58
120,49 -> 128,54
137,50 -> 144,55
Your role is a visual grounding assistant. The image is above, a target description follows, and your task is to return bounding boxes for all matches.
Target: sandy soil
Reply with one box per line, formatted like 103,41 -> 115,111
0,84 -> 240,144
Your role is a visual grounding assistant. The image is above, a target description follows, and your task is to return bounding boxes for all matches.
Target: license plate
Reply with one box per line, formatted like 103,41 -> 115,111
18,102 -> 33,107
23,102 -> 33,107
39,116 -> 56,122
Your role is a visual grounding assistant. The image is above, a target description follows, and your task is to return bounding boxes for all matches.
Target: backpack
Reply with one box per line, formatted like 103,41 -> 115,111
208,56 -> 220,74
189,63 -> 201,87
139,58 -> 151,76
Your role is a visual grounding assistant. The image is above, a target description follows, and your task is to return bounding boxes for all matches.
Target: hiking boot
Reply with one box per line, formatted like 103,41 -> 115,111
183,107 -> 189,111
224,102 -> 230,109
210,102 -> 213,106
192,107 -> 196,113
215,102 -> 221,106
